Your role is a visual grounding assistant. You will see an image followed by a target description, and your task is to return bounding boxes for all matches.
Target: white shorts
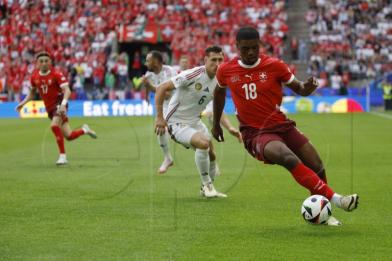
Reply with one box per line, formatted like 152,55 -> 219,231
168,120 -> 210,148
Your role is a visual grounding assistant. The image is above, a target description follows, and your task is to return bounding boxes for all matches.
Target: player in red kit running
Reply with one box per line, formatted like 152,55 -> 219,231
16,51 -> 97,165
212,27 -> 358,226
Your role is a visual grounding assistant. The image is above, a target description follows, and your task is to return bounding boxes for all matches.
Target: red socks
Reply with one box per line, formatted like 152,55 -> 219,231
290,162 -> 334,200
51,126 -> 65,154
66,129 -> 84,141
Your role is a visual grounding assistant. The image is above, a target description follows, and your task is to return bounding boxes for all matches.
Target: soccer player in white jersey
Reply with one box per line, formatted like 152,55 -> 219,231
154,46 -> 241,198
142,51 -> 177,174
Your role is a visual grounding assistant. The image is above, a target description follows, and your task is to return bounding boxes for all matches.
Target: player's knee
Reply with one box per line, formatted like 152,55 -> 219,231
282,152 -> 300,169
198,140 -> 210,150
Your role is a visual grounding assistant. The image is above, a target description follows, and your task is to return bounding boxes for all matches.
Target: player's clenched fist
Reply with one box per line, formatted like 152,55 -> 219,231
211,125 -> 224,142
303,76 -> 319,93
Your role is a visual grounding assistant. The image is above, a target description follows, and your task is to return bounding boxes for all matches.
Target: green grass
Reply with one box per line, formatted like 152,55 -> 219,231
0,113 -> 391,260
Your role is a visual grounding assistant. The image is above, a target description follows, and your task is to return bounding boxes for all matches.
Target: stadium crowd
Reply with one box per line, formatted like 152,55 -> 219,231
1,0 -> 390,101
0,0 -> 288,101
305,0 -> 392,92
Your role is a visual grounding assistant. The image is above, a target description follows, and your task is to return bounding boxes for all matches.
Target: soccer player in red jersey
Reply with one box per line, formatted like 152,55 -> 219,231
16,51 -> 97,165
212,27 -> 358,225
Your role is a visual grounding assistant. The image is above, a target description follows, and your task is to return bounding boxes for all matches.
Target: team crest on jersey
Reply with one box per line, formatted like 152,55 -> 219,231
195,82 -> 202,91
48,79 -> 52,85
259,72 -> 267,82
230,75 -> 240,83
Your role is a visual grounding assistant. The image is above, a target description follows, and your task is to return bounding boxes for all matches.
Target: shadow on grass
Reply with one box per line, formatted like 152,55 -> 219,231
253,225 -> 361,239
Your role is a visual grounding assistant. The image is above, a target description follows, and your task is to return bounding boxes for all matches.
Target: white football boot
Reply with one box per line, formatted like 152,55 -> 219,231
326,216 -> 342,226
200,183 -> 227,198
158,158 -> 173,174
82,124 -> 97,139
340,194 -> 359,212
56,154 -> 68,165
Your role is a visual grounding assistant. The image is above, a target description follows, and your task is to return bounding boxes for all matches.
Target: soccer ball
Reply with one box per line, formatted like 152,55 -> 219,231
301,195 -> 332,224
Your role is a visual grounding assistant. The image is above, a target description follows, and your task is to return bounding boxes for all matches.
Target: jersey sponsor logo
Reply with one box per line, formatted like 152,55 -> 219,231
230,75 -> 240,83
259,72 -> 267,82
195,82 -> 202,91
245,74 -> 252,80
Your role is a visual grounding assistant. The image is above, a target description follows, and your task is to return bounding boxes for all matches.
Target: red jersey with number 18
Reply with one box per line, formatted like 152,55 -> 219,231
30,69 -> 68,111
216,54 -> 295,129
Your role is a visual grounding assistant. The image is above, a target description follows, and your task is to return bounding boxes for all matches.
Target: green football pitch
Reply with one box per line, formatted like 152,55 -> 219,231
1,113 -> 391,260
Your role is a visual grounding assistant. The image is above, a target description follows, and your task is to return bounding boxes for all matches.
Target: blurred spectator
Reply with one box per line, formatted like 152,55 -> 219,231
382,79 -> 392,110
330,71 -> 345,95
82,62 -> 94,100
306,0 -> 392,88
291,36 -> 298,60
105,70 -> 116,100
172,55 -> 190,72
2,0 -> 291,101
298,38 -> 309,62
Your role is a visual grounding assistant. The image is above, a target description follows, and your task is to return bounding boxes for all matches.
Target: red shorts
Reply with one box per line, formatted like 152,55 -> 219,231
47,105 -> 69,124
241,121 -> 309,164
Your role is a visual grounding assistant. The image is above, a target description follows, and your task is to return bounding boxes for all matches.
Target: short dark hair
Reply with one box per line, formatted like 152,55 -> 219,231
35,51 -> 51,60
205,45 -> 223,56
149,50 -> 163,63
236,27 -> 260,42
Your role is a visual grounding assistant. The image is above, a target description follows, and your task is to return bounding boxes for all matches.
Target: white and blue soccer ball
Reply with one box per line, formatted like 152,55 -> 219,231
301,195 -> 332,224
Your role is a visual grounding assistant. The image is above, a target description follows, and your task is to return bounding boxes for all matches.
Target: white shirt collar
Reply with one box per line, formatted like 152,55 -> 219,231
39,70 -> 51,76
238,58 -> 261,69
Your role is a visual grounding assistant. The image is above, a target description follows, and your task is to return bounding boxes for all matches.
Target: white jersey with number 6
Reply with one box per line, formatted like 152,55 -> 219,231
166,66 -> 217,124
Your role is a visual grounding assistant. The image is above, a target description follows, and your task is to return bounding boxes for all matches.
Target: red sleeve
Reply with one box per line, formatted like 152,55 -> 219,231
54,70 -> 68,88
275,60 -> 294,84
215,64 -> 227,87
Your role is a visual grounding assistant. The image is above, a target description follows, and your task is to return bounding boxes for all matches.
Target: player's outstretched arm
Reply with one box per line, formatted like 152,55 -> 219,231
15,88 -> 35,112
287,77 -> 319,96
154,81 -> 174,136
211,86 -> 226,142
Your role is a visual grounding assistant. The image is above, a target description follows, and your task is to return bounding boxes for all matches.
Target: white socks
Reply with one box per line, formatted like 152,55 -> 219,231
209,160 -> 217,181
331,193 -> 343,208
157,132 -> 172,160
195,149 -> 211,185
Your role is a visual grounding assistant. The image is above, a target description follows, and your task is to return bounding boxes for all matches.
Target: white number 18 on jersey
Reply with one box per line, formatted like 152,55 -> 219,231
242,83 -> 257,100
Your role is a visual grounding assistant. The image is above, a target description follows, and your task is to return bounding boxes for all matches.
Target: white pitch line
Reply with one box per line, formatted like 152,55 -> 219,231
370,111 -> 392,120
